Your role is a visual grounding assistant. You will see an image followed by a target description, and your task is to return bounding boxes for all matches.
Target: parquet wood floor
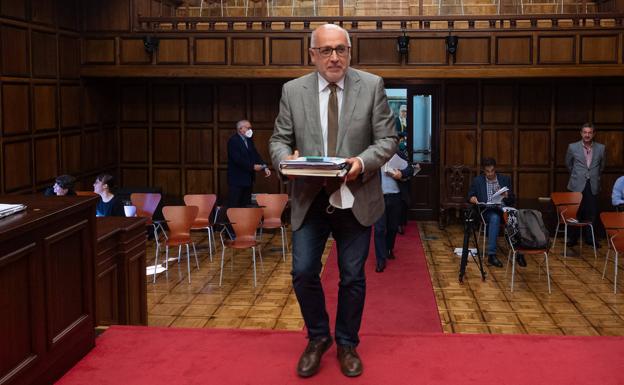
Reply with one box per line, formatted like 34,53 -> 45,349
141,222 -> 624,336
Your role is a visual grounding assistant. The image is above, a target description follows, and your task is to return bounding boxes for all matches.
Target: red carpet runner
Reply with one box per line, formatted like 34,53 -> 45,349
322,222 -> 442,334
57,222 -> 624,384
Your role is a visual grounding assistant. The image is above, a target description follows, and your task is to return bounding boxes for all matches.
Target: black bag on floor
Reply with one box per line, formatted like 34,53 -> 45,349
517,209 -> 549,249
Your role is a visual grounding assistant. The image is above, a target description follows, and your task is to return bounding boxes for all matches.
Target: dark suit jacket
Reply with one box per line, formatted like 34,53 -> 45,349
467,174 -> 515,206
227,134 -> 265,188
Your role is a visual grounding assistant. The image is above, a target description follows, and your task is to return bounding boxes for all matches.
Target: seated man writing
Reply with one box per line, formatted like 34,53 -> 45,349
468,158 -> 525,268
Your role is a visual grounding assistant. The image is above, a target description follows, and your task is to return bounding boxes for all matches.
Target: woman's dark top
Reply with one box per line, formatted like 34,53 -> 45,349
96,195 -> 125,217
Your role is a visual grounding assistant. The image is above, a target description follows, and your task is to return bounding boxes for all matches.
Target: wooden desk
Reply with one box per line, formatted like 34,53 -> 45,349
95,216 -> 147,326
0,195 -> 97,385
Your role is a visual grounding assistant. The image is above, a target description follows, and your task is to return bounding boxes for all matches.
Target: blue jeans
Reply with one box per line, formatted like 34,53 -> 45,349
483,209 -> 501,256
291,191 -> 370,347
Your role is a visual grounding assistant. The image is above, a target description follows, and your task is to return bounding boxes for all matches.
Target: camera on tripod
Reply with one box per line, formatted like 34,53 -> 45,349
458,205 -> 487,283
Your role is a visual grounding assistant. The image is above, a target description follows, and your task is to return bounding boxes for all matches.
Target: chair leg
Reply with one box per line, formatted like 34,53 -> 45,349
206,228 -> 213,261
614,250 -> 619,294
505,249 -> 511,275
563,225 -> 568,262
178,245 -> 182,263
544,251 -> 551,294
192,242 -> 200,270
153,238 -> 160,284
165,246 -> 170,280
551,222 -> 560,252
280,226 -> 286,262
510,251 -> 516,292
252,246 -> 257,287
219,246 -> 226,286
603,248 -> 611,279
186,244 -> 191,284
589,225 -> 597,260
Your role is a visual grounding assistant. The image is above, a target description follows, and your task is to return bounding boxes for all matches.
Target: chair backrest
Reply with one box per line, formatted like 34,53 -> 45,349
255,193 -> 288,223
162,206 -> 199,240
441,165 -> 471,204
550,192 -> 582,221
76,190 -> 98,196
227,208 -> 263,242
183,194 -> 217,224
600,212 -> 624,238
610,229 -> 624,253
131,193 -> 162,220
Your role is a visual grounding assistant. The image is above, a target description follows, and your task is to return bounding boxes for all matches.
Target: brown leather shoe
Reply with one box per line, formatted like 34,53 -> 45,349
296,336 -> 333,378
337,345 -> 363,377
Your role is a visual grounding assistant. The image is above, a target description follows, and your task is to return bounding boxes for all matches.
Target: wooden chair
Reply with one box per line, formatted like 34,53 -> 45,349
550,192 -> 597,261
503,211 -> 551,293
255,193 -> 289,262
183,194 -> 217,261
219,208 -> 264,287
439,165 -> 472,229
161,206 -> 200,284
600,211 -> 624,293
131,193 -> 166,282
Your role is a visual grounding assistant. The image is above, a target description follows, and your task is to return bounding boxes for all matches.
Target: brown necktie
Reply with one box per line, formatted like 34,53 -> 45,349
327,83 -> 338,157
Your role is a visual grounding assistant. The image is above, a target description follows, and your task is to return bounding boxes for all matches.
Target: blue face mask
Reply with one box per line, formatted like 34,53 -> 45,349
399,141 -> 407,151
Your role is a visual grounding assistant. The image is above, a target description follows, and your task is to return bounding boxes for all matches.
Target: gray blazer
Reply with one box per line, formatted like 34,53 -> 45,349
565,140 -> 606,195
269,68 -> 397,231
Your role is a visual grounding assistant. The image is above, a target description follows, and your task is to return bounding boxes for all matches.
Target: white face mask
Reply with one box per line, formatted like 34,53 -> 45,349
244,129 -> 253,138
328,182 -> 355,211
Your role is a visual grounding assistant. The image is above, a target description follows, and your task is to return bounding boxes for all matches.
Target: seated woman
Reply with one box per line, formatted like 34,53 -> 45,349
44,175 -> 76,196
93,174 -> 124,217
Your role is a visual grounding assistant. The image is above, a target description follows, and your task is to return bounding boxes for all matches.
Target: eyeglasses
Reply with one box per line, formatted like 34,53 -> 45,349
311,45 -> 350,58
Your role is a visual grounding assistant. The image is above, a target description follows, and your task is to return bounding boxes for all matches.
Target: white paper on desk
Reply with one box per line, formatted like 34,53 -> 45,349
0,203 -> 26,219
387,154 -> 408,171
487,186 -> 509,204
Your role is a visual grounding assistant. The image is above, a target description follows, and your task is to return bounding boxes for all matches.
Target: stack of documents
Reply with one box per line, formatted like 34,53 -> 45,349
0,203 -> 27,219
279,157 -> 349,177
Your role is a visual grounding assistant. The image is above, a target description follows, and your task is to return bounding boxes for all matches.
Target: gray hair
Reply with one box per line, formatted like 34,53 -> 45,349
236,120 -> 250,130
311,24 -> 351,48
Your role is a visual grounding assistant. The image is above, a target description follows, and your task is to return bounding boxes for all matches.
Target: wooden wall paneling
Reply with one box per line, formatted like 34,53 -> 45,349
250,83 -> 281,123
444,130 -> 476,166
3,140 -> 32,191
84,39 -> 116,64
581,35 -> 619,63
217,84 -> 246,122
31,0 -> 56,25
251,129 -> 273,166
61,85 -> 81,129
33,85 -> 57,131
185,84 -> 214,122
186,169 -> 213,194
62,134 -> 82,174
153,128 -> 180,163
231,38 -> 265,65
121,85 -> 148,122
121,128 -> 149,163
518,172 -> 550,199
83,0 -> 131,31
1,0 -> 27,19
185,128 -> 213,164
152,85 -> 180,122
538,35 -> 576,64
357,38 -> 401,65
153,168 -> 181,196
101,126 -> 118,166
445,82 -> 478,125
57,0 -> 79,30
218,129 -> 231,164
2,83 -> 31,135
270,37 -> 303,65
218,169 -> 228,201
554,129 -> 580,166
554,172 -> 570,192
156,39 -> 189,64
82,130 -> 100,171
1,25 -> 30,76
35,136 -> 59,183
496,36 -> 532,65
122,168 -> 149,187
151,0 -> 162,16
518,83 -> 551,124
555,82 -> 591,124
481,83 -> 514,124
83,85 -> 100,126
194,38 -> 227,64
598,130 -> 624,167
593,84 -> 624,124
600,173 -> 621,200
518,130 -> 550,166
120,39 -> 151,64
453,37 -> 490,65
481,130 -> 513,166
32,31 -> 58,78
253,171 -> 280,194
407,37 -> 447,65
59,36 -> 81,78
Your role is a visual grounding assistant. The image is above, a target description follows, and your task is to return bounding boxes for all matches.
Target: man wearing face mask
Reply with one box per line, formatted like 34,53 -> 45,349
269,24 -> 397,378
227,120 -> 271,208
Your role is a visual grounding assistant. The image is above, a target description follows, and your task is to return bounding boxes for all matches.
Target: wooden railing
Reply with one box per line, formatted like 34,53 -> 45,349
137,13 -> 623,32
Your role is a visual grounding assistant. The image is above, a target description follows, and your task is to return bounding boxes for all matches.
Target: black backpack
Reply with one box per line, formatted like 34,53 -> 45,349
516,209 -> 550,249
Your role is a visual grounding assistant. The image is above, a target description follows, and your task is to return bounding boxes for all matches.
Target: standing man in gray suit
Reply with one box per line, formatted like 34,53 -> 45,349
269,24 -> 397,378
565,123 -> 606,247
